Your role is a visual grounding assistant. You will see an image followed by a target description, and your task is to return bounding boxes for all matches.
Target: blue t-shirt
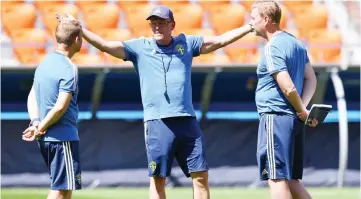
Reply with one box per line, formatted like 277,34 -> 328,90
255,31 -> 310,115
33,52 -> 79,141
122,34 -> 204,121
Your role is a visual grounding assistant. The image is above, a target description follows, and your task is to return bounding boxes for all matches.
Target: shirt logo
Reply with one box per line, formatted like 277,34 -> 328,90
149,161 -> 157,173
175,44 -> 184,55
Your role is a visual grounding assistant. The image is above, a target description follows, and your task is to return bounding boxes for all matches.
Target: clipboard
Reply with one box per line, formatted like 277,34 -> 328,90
305,104 -> 332,125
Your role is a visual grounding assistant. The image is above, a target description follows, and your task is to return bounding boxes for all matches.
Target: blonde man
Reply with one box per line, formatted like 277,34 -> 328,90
23,20 -> 83,199
249,1 -> 318,199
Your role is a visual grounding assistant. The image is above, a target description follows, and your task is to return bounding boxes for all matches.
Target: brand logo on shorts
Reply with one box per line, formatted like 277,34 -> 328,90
262,169 -> 268,175
149,161 -> 157,173
76,173 -> 82,185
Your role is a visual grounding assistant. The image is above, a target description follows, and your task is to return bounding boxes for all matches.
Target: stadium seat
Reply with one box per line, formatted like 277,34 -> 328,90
74,0 -> 107,11
33,0 -> 65,12
168,4 -> 203,29
82,4 -> 120,32
208,4 -> 245,34
174,28 -> 215,36
101,52 -> 132,65
285,28 -> 300,39
97,28 -> 133,41
96,28 -> 133,56
224,33 -> 261,63
193,53 -> 231,65
282,0 -> 313,14
122,4 -> 157,34
131,29 -> 153,38
1,3 -> 37,36
293,5 -> 328,38
157,0 -> 189,7
41,4 -> 79,36
307,29 -> 342,63
10,28 -> 48,64
71,53 -> 104,66
197,0 -> 230,13
116,0 -> 149,9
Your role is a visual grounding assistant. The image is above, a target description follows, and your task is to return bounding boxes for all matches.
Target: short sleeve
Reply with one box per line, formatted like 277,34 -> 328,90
122,38 -> 144,62
59,65 -> 78,94
305,49 -> 310,64
264,44 -> 287,75
186,35 -> 204,57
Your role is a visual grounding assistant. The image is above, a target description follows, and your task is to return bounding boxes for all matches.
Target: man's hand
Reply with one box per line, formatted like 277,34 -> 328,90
22,126 -> 46,142
55,13 -> 77,23
296,110 -> 319,127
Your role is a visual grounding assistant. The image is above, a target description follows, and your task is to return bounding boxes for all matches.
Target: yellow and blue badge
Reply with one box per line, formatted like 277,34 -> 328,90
149,161 -> 157,173
175,44 -> 184,55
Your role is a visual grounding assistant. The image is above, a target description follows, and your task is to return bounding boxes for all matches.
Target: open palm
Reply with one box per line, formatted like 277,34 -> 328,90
55,13 -> 77,23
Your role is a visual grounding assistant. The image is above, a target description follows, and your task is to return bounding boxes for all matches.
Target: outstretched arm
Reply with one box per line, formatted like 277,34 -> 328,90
200,24 -> 253,54
56,13 -> 126,59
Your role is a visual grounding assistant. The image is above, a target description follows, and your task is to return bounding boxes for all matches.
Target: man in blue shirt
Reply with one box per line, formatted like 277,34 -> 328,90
23,19 -> 83,199
57,4 -> 254,199
250,1 -> 318,199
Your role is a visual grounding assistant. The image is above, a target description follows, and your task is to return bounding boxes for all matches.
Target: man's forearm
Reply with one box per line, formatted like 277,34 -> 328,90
301,78 -> 317,107
82,28 -> 107,51
218,24 -> 253,47
37,108 -> 66,132
27,87 -> 40,120
284,88 -> 307,113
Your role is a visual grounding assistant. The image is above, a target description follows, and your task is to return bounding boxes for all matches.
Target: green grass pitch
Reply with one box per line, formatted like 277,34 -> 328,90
1,187 -> 359,199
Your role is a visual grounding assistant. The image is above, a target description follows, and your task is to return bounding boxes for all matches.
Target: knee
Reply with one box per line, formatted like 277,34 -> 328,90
151,177 -> 166,191
191,171 -> 209,189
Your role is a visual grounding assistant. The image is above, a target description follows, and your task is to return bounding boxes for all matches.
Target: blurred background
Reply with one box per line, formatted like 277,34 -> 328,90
1,0 -> 360,195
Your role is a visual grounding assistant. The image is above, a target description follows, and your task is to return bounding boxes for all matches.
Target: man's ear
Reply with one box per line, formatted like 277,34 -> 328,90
171,21 -> 176,30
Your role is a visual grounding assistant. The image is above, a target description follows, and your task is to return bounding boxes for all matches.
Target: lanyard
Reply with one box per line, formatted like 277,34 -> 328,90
159,42 -> 174,102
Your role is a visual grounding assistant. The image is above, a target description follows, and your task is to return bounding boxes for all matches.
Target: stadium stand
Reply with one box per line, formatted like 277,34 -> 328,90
1,0 -> 357,65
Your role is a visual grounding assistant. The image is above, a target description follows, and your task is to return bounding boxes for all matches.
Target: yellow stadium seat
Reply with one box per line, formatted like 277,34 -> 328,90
307,29 -> 342,63
33,0 -> 65,12
193,53 -> 231,65
10,28 -> 48,64
116,0 -> 149,9
97,28 -> 133,41
241,0 -> 255,11
198,0 -> 230,13
209,4 -> 245,34
157,0 -> 189,7
74,0 -> 107,11
293,5 -> 328,38
224,33 -> 261,62
1,3 -> 36,35
282,0 -> 313,14
174,28 -> 215,36
41,4 -> 79,36
168,4 -> 203,29
82,4 -> 120,32
71,53 -> 104,66
122,4 -> 157,34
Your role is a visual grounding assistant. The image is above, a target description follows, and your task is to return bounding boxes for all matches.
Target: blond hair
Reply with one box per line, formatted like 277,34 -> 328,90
55,20 -> 82,46
252,0 -> 282,24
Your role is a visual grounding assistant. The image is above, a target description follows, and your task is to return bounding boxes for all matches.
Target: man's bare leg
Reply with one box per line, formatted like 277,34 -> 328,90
191,171 -> 210,199
149,177 -> 166,199
288,179 -> 312,199
268,179 -> 293,199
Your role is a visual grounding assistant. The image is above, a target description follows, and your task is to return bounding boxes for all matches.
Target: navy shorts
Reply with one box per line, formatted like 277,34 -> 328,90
144,116 -> 209,177
257,113 -> 305,180
38,141 -> 82,190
